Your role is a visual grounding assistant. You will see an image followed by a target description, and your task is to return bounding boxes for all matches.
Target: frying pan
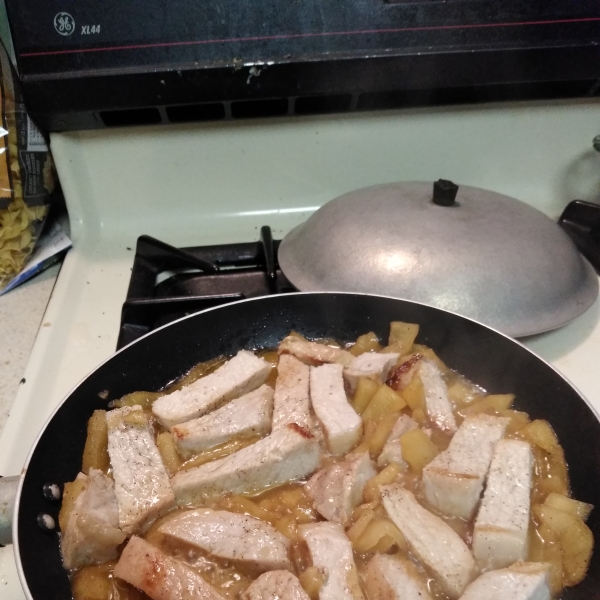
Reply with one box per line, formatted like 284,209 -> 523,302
7,292 -> 600,600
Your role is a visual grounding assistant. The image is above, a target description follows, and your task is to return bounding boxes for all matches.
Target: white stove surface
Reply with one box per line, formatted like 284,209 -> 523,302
1,99 -> 600,598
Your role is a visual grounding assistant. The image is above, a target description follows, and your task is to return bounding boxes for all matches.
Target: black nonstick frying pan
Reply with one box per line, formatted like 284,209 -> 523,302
8,292 -> 600,600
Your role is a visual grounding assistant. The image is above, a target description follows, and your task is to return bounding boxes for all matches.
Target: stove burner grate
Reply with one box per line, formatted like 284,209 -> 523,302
117,226 -> 296,349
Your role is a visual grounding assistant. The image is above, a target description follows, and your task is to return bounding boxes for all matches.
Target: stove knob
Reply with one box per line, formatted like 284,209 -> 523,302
593,135 -> 600,152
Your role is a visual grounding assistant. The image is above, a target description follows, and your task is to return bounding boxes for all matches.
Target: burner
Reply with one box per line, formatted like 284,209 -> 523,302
117,226 -> 296,349
558,200 -> 600,274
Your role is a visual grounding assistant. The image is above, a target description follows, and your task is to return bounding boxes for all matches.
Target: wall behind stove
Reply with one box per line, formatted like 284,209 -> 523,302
50,99 -> 600,252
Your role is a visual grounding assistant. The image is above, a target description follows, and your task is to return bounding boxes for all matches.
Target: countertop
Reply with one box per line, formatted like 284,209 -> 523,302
0,264 -> 60,436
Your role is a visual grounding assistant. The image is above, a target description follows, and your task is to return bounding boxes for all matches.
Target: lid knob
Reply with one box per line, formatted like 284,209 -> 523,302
432,179 -> 459,207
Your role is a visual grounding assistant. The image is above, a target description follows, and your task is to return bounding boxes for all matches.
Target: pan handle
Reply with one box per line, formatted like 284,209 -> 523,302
0,475 -> 19,546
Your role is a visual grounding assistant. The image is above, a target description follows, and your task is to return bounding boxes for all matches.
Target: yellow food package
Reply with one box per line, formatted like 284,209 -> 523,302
0,43 -> 55,291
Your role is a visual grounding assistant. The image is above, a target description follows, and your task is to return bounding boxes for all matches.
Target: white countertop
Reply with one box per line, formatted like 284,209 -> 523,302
0,265 -> 60,436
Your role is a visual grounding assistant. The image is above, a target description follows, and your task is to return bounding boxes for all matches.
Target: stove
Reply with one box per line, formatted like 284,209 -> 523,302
0,100 -> 600,598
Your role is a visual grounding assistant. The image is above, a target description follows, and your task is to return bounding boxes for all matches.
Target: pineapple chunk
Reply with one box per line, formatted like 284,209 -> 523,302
299,566 -> 326,600
388,322 -> 420,355
528,523 -> 563,595
463,393 -> 514,415
411,407 -> 427,426
156,432 -> 182,476
354,518 -> 407,553
499,409 -> 530,434
362,384 -> 407,422
533,503 -> 594,587
402,376 -> 425,411
58,477 -> 87,532
447,379 -> 483,409
533,444 -> 569,500
352,378 -> 380,415
544,493 -> 593,521
72,562 -> 115,600
399,429 -> 439,471
363,463 -> 402,502
82,410 -> 110,475
519,419 -> 559,452
350,332 -> 382,356
369,412 -> 401,459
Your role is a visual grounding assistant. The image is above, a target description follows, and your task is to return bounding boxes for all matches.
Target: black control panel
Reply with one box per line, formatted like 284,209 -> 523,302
5,0 -> 600,131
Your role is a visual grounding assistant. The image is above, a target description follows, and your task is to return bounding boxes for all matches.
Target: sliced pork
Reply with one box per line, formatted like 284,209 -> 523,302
377,415 -> 418,468
310,363 -> 362,455
344,352 -> 400,394
278,336 -> 354,367
159,509 -> 292,571
418,360 -> 457,433
113,535 -> 225,600
472,439 -> 533,570
305,452 -> 376,525
365,554 -> 433,600
152,350 -> 272,428
272,354 -> 312,431
171,423 -> 321,504
106,406 -> 174,534
380,484 -> 476,599
171,385 -> 273,457
459,562 -> 550,600
241,571 -> 310,600
422,414 -> 508,519
299,522 -> 365,600
60,469 -> 126,571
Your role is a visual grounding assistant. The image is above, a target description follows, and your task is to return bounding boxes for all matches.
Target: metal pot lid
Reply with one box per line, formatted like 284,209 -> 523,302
278,180 -> 599,337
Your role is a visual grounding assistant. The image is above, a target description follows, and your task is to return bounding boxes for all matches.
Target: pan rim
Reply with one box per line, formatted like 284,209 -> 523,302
13,290 -> 600,599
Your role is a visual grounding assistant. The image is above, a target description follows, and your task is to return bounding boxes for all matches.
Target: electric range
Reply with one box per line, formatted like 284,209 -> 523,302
1,100 -> 600,598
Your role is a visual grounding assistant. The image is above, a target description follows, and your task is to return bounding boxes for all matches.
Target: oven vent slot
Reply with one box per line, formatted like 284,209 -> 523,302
294,94 -> 353,115
166,103 -> 226,122
96,80 -> 597,128
99,107 -> 162,127
230,98 -> 290,119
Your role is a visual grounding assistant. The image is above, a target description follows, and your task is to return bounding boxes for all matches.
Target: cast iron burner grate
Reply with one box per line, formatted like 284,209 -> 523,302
559,200 -> 600,275
117,226 -> 296,349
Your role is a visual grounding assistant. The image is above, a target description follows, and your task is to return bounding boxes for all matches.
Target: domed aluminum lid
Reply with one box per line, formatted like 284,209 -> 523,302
278,181 -> 598,337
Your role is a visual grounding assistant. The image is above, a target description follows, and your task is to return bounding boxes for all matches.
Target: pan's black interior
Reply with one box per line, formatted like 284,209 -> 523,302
18,293 -> 600,599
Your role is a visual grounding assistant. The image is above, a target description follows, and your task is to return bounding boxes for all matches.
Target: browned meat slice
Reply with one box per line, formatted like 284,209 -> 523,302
60,469 -> 126,571
113,536 -> 225,600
